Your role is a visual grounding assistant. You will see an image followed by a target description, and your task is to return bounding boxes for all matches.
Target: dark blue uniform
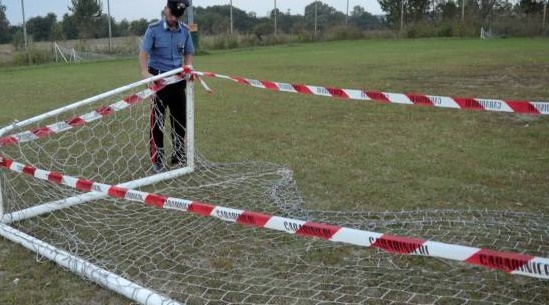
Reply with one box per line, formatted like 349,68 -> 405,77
141,20 -> 194,73
141,20 -> 194,168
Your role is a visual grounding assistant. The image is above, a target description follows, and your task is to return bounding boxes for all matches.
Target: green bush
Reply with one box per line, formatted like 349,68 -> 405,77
402,21 -> 481,39
405,23 -> 439,38
212,35 -> 227,49
362,30 -> 398,39
455,21 -> 480,37
325,25 -> 364,41
201,33 -> 297,50
490,15 -> 545,37
437,24 -> 454,37
239,34 -> 262,47
294,29 -> 315,43
206,34 -> 240,50
405,26 -> 417,38
74,40 -> 89,52
13,48 -> 54,65
226,35 -> 239,49
264,34 -> 290,46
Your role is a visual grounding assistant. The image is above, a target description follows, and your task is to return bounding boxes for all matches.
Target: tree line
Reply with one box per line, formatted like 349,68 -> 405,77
0,0 -> 385,46
0,0 -> 546,46
381,0 -> 546,26
1,0 -> 152,45
194,3 -> 384,36
381,0 -> 546,36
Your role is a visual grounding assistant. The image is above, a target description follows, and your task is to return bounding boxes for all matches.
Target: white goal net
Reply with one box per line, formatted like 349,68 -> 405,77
0,69 -> 548,305
54,42 -> 114,63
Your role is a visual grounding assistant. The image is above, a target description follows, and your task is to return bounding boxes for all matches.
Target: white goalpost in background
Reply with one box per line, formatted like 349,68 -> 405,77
53,42 -> 115,63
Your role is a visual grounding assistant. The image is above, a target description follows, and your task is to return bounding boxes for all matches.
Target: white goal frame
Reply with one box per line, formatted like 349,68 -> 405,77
0,68 -> 194,305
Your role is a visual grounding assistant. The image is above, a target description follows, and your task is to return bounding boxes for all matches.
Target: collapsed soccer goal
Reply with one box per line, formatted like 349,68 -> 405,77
54,42 -> 114,64
0,68 -> 548,304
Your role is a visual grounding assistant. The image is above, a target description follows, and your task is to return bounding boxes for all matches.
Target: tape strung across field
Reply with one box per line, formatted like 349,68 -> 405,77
0,74 -> 185,148
194,71 -> 549,115
1,70 -> 547,279
3,69 -> 548,148
1,156 -> 548,280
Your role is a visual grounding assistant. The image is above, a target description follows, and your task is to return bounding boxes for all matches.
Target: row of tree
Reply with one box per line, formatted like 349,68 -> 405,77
0,1 -> 10,43
0,0 -> 546,46
7,13 -> 151,42
381,0 -> 547,27
194,3 -> 384,36
1,1 -> 151,45
0,0 -> 384,45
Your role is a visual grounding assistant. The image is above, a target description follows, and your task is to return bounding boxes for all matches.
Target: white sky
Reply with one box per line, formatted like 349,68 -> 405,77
4,0 -> 384,25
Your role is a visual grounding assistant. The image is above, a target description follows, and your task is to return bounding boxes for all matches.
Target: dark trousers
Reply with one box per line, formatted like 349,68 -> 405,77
149,67 -> 187,165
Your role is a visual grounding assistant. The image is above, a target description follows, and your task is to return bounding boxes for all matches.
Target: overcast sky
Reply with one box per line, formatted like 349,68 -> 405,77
4,0 -> 383,25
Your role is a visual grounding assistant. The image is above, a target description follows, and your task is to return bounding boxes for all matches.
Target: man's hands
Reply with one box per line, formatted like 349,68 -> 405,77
139,50 -> 152,79
141,69 -> 153,79
183,65 -> 193,75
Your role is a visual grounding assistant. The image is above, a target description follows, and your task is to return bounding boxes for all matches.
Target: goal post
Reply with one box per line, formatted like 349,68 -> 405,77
0,67 -> 195,305
0,169 -> 4,220
0,67 -> 195,223
0,222 -> 182,305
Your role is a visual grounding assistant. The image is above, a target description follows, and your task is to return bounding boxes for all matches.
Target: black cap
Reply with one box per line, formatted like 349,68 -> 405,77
167,0 -> 190,18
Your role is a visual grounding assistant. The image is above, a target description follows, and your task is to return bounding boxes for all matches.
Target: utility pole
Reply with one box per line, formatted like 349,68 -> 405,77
543,0 -> 547,32
188,0 -> 198,52
461,0 -> 465,23
20,0 -> 30,63
346,0 -> 349,25
400,0 -> 404,31
107,0 -> 112,53
230,0 -> 233,34
188,0 -> 194,25
314,1 -> 318,38
274,0 -> 277,36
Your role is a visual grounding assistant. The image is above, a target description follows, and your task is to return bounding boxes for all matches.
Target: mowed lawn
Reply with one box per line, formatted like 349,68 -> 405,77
1,38 -> 548,304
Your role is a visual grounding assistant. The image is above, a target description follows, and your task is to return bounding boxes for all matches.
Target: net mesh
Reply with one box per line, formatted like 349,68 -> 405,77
0,77 -> 548,304
54,42 -> 114,63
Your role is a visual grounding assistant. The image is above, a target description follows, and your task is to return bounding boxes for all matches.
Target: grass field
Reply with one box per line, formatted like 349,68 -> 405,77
1,38 -> 549,304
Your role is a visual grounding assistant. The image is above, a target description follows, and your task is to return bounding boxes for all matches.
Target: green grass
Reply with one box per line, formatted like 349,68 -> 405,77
1,38 -> 548,304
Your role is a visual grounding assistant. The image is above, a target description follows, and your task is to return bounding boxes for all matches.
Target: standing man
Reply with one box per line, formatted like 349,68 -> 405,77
139,0 -> 194,173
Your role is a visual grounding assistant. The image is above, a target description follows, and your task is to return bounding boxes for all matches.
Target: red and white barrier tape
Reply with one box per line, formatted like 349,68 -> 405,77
194,71 -> 549,115
0,74 -> 185,148
1,156 -> 547,280
5,68 -> 545,149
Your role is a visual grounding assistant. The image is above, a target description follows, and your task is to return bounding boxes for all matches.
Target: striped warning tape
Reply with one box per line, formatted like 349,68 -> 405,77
193,71 -> 549,115
0,74 -> 185,148
1,156 -> 547,280
4,68 -> 546,149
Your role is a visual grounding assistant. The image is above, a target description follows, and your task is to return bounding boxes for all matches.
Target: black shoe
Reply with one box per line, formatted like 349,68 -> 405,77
152,163 -> 165,174
170,156 -> 186,167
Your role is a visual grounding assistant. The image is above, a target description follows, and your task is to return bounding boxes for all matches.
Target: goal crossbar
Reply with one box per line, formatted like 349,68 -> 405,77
0,68 -> 184,138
